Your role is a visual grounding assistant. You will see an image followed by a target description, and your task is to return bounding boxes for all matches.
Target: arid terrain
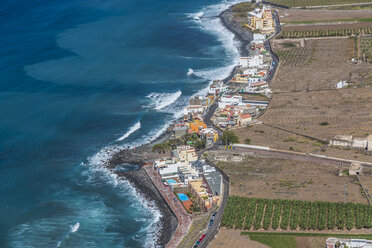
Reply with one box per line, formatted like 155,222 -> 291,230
207,150 -> 369,204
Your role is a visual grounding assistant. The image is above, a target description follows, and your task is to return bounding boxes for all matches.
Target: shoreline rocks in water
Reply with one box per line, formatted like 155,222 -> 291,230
104,4 -> 257,247
219,7 -> 254,57
116,167 -> 178,247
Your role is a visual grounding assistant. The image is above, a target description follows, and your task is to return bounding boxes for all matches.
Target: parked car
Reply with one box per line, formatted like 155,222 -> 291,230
208,223 -> 212,228
193,245 -> 198,248
196,240 -> 200,245
212,212 -> 217,216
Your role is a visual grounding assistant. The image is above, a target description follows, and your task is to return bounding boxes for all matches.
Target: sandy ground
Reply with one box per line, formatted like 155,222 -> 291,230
276,9 -> 372,22
209,229 -> 270,248
207,152 -> 368,204
230,37 -> 372,163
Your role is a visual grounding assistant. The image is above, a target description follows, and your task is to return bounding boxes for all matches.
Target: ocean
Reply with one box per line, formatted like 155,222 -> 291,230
0,0 -> 240,247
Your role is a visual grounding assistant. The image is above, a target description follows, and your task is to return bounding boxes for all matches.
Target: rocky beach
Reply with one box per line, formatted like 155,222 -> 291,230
103,3 -> 260,247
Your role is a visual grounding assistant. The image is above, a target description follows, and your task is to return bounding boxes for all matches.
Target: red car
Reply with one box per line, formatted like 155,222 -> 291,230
199,234 -> 206,241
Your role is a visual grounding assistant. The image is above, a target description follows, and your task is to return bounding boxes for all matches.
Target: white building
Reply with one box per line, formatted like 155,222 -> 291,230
218,95 -> 243,109
173,145 -> 198,164
209,80 -> 228,95
326,237 -> 372,248
153,158 -> 181,177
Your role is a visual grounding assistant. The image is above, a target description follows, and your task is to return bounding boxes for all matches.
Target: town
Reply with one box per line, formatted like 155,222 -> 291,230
145,0 -> 372,247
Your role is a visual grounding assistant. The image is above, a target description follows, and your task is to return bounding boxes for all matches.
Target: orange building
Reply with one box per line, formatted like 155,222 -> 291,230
188,119 -> 207,133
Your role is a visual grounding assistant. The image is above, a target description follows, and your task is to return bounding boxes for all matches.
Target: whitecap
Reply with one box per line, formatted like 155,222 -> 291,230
186,0 -> 243,81
146,90 -> 182,110
70,222 -> 80,233
187,68 -> 194,76
189,11 -> 204,20
117,121 -> 141,141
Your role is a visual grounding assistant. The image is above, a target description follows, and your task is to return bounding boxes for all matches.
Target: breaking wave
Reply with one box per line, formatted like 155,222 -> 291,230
188,11 -> 204,20
187,0 -> 242,81
146,90 -> 182,110
117,121 -> 141,141
70,222 -> 80,233
187,68 -> 194,76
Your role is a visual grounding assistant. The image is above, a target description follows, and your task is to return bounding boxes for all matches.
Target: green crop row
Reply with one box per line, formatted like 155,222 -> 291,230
221,196 -> 372,230
278,27 -> 372,39
266,0 -> 372,8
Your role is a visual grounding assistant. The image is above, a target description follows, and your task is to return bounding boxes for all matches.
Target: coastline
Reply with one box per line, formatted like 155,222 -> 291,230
104,3 -> 256,247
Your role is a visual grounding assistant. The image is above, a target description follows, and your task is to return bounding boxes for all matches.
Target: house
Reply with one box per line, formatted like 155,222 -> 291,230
190,95 -> 210,108
330,134 -> 372,151
326,237 -> 372,248
173,145 -> 198,164
188,119 -> 207,133
188,178 -> 213,211
349,162 -> 362,175
209,80 -> 228,95
173,120 -> 188,137
178,164 -> 199,184
218,95 -> 243,109
247,5 -> 274,34
330,135 -> 353,147
153,158 -> 181,177
198,128 -> 219,146
237,113 -> 252,126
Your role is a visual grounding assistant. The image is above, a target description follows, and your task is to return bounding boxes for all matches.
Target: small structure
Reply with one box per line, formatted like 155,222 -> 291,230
330,134 -> 372,151
336,80 -> 349,89
326,237 -> 372,248
349,162 -> 363,175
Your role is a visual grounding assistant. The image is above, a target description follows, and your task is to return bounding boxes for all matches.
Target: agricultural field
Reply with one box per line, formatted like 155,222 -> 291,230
273,40 -> 316,66
277,9 -> 372,23
360,35 -> 372,61
267,0 -> 372,8
221,196 -> 372,231
277,26 -> 372,38
248,37 -> 372,161
207,151 -> 369,203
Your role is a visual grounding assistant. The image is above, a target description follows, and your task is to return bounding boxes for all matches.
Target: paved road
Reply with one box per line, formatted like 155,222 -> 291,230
143,165 -> 192,248
197,158 -> 230,248
264,10 -> 281,82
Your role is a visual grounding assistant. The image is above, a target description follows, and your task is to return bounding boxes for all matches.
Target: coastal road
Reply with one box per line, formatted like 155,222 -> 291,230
264,10 -> 281,82
197,158 -> 230,248
143,165 -> 192,248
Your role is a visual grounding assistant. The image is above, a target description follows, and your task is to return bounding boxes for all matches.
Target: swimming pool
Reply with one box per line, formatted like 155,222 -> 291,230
177,193 -> 189,202
167,179 -> 177,184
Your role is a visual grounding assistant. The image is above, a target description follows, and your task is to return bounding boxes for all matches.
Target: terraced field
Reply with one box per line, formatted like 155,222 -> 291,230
221,196 -> 372,231
267,0 -> 372,8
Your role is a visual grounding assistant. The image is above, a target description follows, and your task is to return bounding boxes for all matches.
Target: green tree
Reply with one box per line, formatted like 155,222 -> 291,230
152,143 -> 169,153
221,130 -> 239,145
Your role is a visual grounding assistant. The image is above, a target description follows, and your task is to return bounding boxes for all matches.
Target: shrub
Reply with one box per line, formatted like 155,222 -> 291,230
319,122 -> 329,126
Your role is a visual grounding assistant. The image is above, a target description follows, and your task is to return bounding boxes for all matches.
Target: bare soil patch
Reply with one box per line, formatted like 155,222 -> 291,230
282,22 -> 372,32
277,9 -> 372,23
209,229 -> 270,248
207,151 -> 368,204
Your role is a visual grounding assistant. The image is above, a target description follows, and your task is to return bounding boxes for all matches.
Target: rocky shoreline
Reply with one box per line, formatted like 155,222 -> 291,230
219,7 -> 254,57
103,3 -> 257,248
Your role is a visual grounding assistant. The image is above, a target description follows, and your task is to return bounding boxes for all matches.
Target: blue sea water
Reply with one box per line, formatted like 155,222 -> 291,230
0,0 -> 240,247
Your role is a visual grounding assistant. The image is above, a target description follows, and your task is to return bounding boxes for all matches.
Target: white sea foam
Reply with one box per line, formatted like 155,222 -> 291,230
85,150 -> 162,247
146,90 -> 182,110
188,0 -> 243,81
186,11 -> 204,21
70,222 -> 80,233
81,1 -> 245,246
117,121 -> 141,141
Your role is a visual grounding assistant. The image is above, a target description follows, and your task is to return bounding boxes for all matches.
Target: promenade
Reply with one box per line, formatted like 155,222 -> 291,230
143,165 -> 191,248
